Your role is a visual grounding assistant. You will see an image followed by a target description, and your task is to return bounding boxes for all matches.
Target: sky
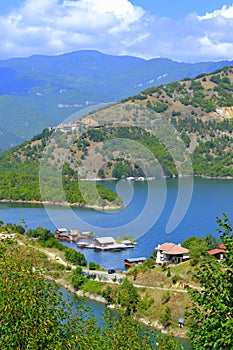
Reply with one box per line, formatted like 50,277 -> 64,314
0,0 -> 233,62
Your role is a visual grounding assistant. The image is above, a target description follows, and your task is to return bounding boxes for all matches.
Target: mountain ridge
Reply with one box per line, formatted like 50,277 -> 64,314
0,50 -> 233,150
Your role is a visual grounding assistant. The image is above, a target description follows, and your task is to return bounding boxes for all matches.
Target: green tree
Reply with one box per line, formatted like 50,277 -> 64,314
98,168 -> 106,179
71,266 -> 85,290
182,236 -> 209,265
64,248 -> 87,266
160,306 -> 172,328
156,334 -> 184,350
0,241 -> 157,349
118,278 -> 139,315
187,213 -> 233,349
0,242 -> 94,349
100,310 -> 156,350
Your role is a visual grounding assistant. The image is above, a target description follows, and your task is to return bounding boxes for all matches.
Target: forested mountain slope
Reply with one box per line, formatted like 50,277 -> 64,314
0,66 -> 233,204
0,50 -> 232,149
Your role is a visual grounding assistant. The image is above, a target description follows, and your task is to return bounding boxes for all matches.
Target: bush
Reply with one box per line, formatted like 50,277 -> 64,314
89,261 -> 100,270
162,291 -> 170,304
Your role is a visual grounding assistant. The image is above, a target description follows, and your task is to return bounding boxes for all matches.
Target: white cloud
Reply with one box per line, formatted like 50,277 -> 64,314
0,0 -> 149,59
0,0 -> 233,62
198,4 -> 233,20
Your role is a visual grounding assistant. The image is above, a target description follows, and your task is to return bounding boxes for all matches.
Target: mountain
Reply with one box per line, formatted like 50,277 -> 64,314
0,50 -> 233,149
0,65 -> 233,206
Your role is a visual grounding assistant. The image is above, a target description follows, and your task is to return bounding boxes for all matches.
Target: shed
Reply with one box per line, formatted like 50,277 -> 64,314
124,257 -> 147,267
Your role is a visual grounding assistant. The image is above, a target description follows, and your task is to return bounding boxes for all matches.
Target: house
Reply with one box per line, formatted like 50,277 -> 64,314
93,236 -> 116,248
155,242 -> 189,265
208,244 -> 227,261
55,228 -> 67,237
92,236 -> 136,251
124,257 -> 147,267
68,229 -> 79,242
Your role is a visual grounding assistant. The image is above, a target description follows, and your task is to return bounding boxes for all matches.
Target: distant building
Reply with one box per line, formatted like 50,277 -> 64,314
155,242 -> 189,265
208,244 -> 227,261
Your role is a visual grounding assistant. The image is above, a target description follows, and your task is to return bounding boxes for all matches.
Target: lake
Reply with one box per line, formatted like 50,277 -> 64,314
2,176 -> 229,349
0,177 -> 233,270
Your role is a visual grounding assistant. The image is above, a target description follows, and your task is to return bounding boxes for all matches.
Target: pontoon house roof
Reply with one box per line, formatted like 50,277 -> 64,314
94,237 -> 115,244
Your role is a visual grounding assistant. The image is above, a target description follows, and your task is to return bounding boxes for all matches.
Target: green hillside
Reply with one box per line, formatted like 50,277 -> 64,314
0,65 -> 233,205
0,128 -> 122,209
0,50 -> 233,149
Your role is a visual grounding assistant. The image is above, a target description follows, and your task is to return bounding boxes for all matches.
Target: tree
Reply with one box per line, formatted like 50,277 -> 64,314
187,213 -> 233,349
160,306 -> 172,328
156,334 -> 184,350
0,242 -> 89,349
100,310 -> 156,350
71,266 -> 85,290
98,168 -> 106,179
64,248 -> 87,266
0,241 -> 157,349
182,236 -> 209,265
118,278 -> 139,315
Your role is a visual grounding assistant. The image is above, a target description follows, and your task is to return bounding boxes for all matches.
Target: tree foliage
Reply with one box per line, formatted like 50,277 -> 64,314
0,241 -> 158,349
187,213 -> 233,349
118,278 -> 139,315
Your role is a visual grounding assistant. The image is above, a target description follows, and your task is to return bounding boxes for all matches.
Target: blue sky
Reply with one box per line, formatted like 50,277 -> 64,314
0,0 -> 233,62
131,0 -> 233,19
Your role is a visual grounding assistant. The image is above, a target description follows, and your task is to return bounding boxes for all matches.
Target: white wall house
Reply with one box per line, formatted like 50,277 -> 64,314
155,242 -> 189,265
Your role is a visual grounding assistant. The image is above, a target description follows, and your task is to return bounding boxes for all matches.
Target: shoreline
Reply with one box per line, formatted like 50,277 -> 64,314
0,198 -> 122,211
53,276 -> 188,339
21,238 -> 189,340
0,174 -> 232,209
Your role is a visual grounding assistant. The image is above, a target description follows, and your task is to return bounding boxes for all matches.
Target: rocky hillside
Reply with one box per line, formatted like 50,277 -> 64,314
0,50 -> 233,150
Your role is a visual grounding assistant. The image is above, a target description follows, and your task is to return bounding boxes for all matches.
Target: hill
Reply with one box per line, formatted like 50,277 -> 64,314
0,65 -> 233,205
0,50 -> 233,149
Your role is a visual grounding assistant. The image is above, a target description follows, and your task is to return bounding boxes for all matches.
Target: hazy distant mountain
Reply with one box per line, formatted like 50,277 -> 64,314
0,50 -> 232,149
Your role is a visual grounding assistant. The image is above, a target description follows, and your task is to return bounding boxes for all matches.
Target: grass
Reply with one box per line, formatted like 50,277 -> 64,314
82,280 -> 105,295
127,260 -> 198,289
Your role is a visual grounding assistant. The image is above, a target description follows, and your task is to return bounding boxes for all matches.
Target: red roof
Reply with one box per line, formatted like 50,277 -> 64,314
208,248 -> 226,256
155,242 -> 189,255
218,244 -> 227,250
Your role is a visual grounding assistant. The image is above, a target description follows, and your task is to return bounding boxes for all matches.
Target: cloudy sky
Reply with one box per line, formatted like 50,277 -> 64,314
0,0 -> 233,62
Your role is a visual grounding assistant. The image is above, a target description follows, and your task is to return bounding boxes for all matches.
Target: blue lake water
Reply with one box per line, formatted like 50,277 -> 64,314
0,177 -> 233,270
62,287 -> 191,349
1,176 -> 229,348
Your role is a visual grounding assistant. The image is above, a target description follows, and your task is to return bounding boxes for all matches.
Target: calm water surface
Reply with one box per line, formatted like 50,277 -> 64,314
1,177 -> 232,270
63,288 -> 191,349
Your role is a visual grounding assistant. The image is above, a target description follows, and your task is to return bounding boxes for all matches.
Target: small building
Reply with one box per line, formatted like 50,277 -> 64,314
122,239 -> 136,247
56,232 -> 70,242
124,257 -> 147,267
79,231 -> 91,239
155,242 -> 189,265
208,244 -> 227,261
68,229 -> 79,242
77,242 -> 90,248
54,227 -> 68,238
93,236 -> 115,248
